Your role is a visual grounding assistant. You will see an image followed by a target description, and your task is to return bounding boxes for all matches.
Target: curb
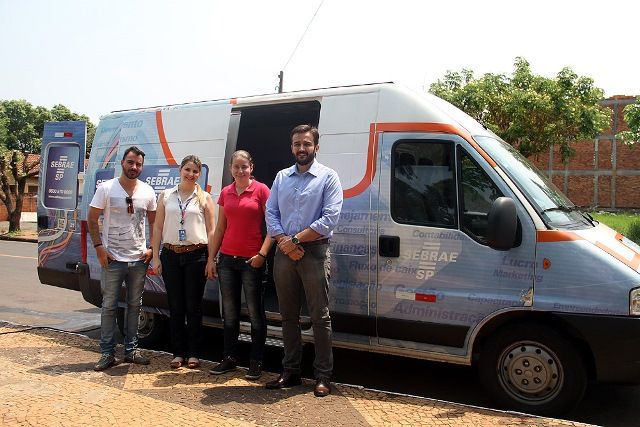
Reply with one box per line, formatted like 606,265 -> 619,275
0,234 -> 37,243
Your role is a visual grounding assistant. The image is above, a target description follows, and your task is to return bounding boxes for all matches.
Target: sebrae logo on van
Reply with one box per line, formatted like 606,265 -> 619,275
402,241 -> 459,280
93,165 -> 209,194
50,155 -> 76,181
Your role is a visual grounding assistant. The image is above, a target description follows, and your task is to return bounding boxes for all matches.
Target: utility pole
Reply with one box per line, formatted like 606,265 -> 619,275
278,71 -> 284,93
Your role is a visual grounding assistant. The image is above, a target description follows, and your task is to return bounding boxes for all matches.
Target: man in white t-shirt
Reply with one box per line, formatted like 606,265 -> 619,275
88,146 -> 157,371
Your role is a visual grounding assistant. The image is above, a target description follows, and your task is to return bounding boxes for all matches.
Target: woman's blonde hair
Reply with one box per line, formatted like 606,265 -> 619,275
180,155 -> 207,206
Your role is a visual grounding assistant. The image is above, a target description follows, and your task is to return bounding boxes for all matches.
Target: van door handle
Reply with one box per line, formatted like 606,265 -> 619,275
379,235 -> 400,258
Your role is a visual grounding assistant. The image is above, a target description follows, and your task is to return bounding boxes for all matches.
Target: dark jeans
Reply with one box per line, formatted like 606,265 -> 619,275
160,247 -> 208,358
217,253 -> 267,362
274,242 -> 333,380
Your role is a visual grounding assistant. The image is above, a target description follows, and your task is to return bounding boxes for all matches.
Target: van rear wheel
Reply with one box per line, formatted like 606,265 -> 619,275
116,308 -> 168,347
478,323 -> 587,416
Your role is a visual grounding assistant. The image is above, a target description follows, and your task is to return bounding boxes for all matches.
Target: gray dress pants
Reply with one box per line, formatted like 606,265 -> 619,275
273,242 -> 333,380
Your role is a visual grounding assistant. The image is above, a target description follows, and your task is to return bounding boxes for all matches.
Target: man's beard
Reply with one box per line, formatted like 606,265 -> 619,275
296,152 -> 315,166
124,168 -> 141,179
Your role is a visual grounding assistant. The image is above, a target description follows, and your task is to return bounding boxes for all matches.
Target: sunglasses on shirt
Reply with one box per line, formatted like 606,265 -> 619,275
125,196 -> 134,214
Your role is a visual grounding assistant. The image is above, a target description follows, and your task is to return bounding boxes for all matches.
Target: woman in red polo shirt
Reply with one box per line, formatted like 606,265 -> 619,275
209,150 -> 273,379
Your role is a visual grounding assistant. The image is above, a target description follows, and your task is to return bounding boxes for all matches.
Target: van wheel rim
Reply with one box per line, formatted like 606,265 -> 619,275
137,312 -> 154,338
498,341 -> 563,404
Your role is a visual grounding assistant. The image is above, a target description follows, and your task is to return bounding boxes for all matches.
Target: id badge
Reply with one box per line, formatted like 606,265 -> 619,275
178,229 -> 187,241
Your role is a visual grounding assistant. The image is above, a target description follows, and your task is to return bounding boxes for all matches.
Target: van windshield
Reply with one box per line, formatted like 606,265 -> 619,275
475,135 -> 593,229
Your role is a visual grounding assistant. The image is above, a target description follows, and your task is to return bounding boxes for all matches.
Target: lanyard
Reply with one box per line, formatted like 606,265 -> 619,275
177,193 -> 194,228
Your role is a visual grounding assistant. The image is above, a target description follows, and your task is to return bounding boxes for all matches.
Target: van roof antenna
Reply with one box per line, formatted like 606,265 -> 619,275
278,0 -> 324,93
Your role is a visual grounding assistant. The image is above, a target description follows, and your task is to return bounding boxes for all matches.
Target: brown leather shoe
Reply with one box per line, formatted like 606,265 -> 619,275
265,372 -> 302,389
314,378 -> 331,397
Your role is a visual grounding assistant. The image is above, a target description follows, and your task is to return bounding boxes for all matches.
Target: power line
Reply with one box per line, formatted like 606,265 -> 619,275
283,0 -> 324,71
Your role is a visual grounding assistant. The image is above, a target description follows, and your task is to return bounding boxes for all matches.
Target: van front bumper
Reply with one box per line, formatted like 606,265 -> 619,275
555,312 -> 640,384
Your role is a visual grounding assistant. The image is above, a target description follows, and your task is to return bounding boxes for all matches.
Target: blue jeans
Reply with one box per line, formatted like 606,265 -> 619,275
100,260 -> 147,356
218,253 -> 267,362
160,247 -> 208,358
274,242 -> 333,380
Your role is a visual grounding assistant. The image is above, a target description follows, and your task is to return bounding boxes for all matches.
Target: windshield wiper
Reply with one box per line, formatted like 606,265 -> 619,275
540,206 -> 596,226
540,206 -> 575,214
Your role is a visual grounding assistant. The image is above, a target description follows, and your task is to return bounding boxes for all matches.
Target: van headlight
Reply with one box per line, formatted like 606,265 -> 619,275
630,288 -> 640,315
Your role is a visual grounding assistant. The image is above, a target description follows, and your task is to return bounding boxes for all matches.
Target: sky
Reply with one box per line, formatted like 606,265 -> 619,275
1,0 -> 637,124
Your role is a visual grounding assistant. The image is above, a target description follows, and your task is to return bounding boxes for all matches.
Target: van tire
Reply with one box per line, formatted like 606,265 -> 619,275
478,323 -> 587,416
116,308 -> 168,348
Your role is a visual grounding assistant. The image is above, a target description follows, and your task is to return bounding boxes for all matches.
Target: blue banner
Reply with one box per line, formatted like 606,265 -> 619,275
94,164 -> 210,194
94,168 -> 116,191
40,121 -> 87,210
43,144 -> 80,209
139,164 -> 209,194
42,121 -> 86,172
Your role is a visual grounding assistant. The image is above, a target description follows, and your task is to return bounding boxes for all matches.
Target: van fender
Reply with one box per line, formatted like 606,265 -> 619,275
467,307 -> 540,360
468,308 -> 597,379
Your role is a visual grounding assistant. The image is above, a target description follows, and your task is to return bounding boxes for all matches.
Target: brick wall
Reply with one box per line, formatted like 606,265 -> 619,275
0,195 -> 37,221
528,96 -> 640,209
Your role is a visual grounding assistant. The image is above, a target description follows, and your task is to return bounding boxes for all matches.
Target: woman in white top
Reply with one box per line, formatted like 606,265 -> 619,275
151,155 -> 216,369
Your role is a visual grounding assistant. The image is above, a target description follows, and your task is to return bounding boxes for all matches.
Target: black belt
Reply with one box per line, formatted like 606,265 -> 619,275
299,238 -> 330,247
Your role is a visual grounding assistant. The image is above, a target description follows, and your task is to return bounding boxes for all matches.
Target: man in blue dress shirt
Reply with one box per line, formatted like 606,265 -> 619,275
265,124 -> 343,397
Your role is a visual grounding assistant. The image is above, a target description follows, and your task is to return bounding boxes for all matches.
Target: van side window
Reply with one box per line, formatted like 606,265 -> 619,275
391,140 -> 456,227
459,148 -> 503,242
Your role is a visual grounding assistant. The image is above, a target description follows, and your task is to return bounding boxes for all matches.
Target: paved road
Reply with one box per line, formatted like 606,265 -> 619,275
2,239 -> 638,426
0,240 -> 100,331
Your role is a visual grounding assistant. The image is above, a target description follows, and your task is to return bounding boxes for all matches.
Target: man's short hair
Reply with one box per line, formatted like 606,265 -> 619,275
290,124 -> 319,145
122,146 -> 146,161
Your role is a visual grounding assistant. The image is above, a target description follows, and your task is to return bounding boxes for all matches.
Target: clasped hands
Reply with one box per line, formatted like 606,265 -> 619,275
278,236 -> 305,261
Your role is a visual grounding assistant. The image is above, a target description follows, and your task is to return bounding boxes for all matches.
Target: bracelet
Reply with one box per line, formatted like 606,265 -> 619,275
257,252 -> 266,259
94,243 -> 103,248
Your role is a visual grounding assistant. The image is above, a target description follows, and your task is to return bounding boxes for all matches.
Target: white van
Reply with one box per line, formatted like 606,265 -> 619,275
37,83 -> 640,415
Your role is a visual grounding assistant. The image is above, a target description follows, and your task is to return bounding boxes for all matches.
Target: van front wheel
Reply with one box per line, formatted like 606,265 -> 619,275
478,323 -> 587,416
116,308 -> 168,347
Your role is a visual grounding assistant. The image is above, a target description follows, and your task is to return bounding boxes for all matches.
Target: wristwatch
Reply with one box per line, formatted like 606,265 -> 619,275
291,234 -> 300,245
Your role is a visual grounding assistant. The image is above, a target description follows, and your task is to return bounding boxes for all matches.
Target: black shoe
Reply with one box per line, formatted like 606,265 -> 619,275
245,360 -> 262,380
124,350 -> 150,365
209,356 -> 237,375
314,378 -> 331,397
265,372 -> 302,389
94,354 -> 116,371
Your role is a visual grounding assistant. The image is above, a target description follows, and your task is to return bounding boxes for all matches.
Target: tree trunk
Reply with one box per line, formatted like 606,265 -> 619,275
8,207 -> 21,232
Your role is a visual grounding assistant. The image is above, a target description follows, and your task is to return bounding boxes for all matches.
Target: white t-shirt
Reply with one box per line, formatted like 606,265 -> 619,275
90,178 -> 157,262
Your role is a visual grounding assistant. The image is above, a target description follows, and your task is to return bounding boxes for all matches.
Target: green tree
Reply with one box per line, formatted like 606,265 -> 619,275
617,98 -> 640,145
429,57 -> 611,162
0,100 -> 95,232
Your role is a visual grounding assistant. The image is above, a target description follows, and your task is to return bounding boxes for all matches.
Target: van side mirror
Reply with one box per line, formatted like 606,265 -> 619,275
487,197 -> 517,250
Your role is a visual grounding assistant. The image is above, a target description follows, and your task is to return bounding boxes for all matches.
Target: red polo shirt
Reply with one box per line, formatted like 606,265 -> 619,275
218,180 -> 270,257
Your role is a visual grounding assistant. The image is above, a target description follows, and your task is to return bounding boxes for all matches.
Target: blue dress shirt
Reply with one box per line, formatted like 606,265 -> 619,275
266,160 -> 343,239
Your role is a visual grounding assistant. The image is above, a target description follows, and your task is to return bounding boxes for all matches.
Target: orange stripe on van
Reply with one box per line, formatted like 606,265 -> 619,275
155,111 -> 177,165
342,122 -> 497,199
536,230 -> 583,242
596,242 -> 640,270
230,98 -> 238,105
343,123 -> 379,198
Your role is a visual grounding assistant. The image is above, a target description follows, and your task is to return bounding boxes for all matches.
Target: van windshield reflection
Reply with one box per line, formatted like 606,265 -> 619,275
475,136 -> 593,228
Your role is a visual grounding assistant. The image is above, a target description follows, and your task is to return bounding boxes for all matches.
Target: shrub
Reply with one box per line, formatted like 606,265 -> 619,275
627,220 -> 640,245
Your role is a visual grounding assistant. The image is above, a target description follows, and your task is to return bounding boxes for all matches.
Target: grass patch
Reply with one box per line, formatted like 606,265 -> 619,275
590,211 -> 640,235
